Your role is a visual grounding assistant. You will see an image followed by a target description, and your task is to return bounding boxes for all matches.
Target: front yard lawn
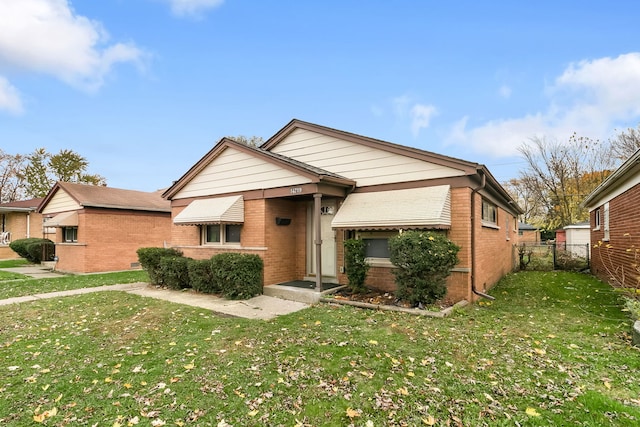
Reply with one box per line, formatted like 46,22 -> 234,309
0,271 -> 639,426
0,270 -> 150,299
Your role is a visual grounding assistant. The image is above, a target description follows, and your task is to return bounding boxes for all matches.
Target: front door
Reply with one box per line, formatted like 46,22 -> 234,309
308,199 -> 337,279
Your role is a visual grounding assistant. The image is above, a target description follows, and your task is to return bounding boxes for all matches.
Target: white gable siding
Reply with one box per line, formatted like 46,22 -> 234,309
41,189 -> 81,214
271,128 -> 466,186
174,147 -> 313,199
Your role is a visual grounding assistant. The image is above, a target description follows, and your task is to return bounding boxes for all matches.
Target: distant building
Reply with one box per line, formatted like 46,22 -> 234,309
518,222 -> 540,243
0,198 -> 48,259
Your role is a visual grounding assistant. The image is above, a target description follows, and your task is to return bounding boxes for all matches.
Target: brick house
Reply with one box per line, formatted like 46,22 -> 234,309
518,222 -> 540,244
0,198 -> 49,259
37,182 -> 172,273
163,119 -> 523,303
583,148 -> 640,288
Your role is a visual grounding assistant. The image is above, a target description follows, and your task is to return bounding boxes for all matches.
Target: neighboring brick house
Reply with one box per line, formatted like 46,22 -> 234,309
0,198 -> 48,259
37,182 -> 172,273
163,119 -> 523,303
518,222 -> 540,244
583,148 -> 640,288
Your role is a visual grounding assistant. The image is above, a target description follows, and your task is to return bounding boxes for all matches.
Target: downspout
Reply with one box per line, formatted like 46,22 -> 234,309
470,170 -> 495,300
313,193 -> 323,292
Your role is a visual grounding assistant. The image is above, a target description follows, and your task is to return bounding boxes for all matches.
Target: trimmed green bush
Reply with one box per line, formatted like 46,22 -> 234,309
344,239 -> 370,293
9,238 -> 54,263
26,240 -> 55,263
188,258 -> 219,294
211,253 -> 263,300
389,231 -> 460,305
137,247 -> 183,285
158,256 -> 191,290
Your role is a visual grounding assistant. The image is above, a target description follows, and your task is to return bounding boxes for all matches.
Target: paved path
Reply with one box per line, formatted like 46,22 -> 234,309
0,266 -> 309,320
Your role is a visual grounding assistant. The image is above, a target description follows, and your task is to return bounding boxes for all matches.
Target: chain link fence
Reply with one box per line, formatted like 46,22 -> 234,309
515,243 -> 589,272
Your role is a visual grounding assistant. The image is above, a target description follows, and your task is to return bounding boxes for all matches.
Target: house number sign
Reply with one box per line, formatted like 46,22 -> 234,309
290,187 -> 303,194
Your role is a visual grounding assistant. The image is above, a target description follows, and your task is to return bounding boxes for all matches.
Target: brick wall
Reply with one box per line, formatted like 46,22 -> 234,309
334,187 -> 516,303
590,183 -> 640,287
171,198 -> 306,286
473,191 -> 518,298
54,208 -> 172,273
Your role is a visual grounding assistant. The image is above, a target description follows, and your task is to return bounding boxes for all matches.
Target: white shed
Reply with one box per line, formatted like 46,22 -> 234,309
563,222 -> 590,257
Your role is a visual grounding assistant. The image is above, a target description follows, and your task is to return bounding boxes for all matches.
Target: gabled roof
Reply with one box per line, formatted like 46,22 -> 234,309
583,148 -> 640,209
262,119 -> 482,173
0,198 -> 43,212
162,137 -> 355,200
163,119 -> 522,216
38,182 -> 171,213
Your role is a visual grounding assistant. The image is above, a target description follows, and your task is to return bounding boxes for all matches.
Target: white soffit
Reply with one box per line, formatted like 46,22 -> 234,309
331,185 -> 451,229
45,211 -> 78,227
174,195 -> 244,225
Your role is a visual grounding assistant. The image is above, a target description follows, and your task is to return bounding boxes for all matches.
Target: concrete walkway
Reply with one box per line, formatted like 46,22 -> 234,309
0,266 -> 309,320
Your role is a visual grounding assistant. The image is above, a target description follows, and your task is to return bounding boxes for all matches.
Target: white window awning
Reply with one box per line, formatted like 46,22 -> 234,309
331,185 -> 451,229
174,195 -> 244,225
45,211 -> 79,227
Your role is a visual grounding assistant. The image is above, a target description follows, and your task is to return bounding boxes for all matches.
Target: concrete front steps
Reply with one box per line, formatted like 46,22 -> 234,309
263,283 -> 343,304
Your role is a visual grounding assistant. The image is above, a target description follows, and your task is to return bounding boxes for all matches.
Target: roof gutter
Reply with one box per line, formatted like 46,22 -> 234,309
470,170 -> 495,301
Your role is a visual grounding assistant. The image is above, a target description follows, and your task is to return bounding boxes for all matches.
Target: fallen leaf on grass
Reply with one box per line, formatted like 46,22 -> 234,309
346,407 -> 361,418
526,407 -> 541,417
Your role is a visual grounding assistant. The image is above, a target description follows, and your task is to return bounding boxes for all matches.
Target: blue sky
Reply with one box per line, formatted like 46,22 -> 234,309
2,1 -> 640,192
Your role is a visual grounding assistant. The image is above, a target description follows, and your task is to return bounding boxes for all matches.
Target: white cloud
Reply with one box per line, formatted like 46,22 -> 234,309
390,95 -> 437,137
498,84 -> 512,99
447,53 -> 640,157
0,0 -> 145,96
164,0 -> 224,18
0,76 -> 23,115
410,104 -> 438,137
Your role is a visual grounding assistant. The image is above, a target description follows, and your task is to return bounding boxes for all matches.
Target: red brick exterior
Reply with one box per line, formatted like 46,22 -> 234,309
171,198 -> 309,286
334,187 -> 518,303
53,208 -> 172,274
590,183 -> 640,288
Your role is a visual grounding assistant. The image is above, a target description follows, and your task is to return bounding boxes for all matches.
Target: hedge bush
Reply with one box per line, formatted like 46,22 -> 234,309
26,240 -> 55,263
188,258 -> 219,294
158,256 -> 191,290
211,253 -> 263,300
389,231 -> 460,305
9,238 -> 54,263
344,239 -> 370,293
137,247 -> 183,285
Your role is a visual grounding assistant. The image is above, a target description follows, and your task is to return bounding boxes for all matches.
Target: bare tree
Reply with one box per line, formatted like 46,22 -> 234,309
0,150 -> 26,203
503,178 -> 545,225
610,125 -> 640,161
227,135 -> 264,147
518,134 -> 614,230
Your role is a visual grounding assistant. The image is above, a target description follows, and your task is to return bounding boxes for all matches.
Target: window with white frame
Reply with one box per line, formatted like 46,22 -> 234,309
603,203 -> 610,241
202,224 -> 242,245
594,209 -> 601,230
63,227 -> 78,243
482,200 -> 497,225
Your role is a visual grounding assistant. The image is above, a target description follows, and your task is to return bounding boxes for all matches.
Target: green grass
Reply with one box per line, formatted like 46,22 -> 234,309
0,270 -> 150,299
0,271 -> 639,426
0,259 -> 30,268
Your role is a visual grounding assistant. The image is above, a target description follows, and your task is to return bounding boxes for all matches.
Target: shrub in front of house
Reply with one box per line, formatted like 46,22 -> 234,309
158,256 -> 192,290
188,258 -> 219,294
26,240 -> 55,264
344,238 -> 370,293
9,238 -> 55,263
137,247 -> 184,285
211,253 -> 263,300
389,231 -> 460,305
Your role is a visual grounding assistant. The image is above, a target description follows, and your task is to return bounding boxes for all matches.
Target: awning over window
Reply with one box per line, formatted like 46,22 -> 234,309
45,211 -> 78,227
331,185 -> 451,229
174,195 -> 244,225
